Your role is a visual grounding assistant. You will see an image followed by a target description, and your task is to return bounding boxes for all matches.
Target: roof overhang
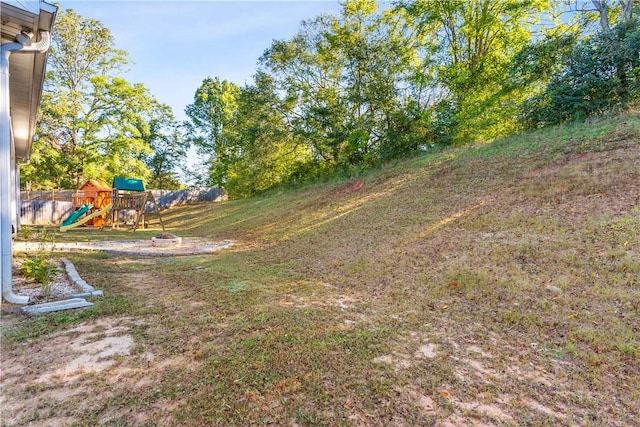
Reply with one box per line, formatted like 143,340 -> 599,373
1,0 -> 57,162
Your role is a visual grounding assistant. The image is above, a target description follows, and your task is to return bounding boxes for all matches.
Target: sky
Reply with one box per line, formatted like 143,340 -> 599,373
56,1 -> 343,121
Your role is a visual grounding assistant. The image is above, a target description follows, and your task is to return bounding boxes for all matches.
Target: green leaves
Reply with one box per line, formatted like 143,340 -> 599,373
24,8 -> 185,190
260,0 -> 430,164
185,77 -> 241,188
20,256 -> 60,288
185,75 -> 312,198
182,0 -> 636,199
522,18 -> 640,127
46,9 -> 128,91
405,0 -> 552,144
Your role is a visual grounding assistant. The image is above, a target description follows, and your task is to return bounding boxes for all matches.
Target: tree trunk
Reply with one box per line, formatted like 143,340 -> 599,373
620,0 -> 633,22
592,0 -> 611,32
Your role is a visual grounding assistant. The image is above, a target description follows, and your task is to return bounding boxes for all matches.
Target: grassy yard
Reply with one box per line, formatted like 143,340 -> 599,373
1,109 -> 639,426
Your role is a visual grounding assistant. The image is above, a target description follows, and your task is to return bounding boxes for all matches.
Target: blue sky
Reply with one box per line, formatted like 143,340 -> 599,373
57,1 -> 343,121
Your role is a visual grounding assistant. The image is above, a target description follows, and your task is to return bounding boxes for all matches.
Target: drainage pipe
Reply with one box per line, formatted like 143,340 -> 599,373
1,32 -> 50,304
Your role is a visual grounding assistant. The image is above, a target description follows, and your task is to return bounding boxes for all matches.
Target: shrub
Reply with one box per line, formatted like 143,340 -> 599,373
522,19 -> 640,127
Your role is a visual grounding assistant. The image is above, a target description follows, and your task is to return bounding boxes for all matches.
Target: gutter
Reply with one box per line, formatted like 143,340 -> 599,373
1,31 -> 50,304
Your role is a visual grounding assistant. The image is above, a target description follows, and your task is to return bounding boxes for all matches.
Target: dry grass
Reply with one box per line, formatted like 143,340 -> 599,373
2,109 -> 639,426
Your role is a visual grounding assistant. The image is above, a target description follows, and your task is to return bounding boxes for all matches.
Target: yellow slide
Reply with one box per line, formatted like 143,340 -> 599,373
59,203 -> 113,232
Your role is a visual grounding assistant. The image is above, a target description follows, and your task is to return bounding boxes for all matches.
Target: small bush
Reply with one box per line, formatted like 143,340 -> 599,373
19,230 -> 60,297
20,256 -> 60,296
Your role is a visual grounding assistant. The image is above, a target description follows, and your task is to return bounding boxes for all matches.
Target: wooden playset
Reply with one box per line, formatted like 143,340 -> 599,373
73,179 -> 112,227
60,179 -> 113,231
103,177 -> 164,231
60,177 -> 164,232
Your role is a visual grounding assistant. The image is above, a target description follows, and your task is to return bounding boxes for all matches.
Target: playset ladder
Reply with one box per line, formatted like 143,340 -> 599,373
102,190 -> 165,232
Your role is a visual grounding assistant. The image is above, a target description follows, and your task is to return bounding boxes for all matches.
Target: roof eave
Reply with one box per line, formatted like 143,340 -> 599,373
2,1 -> 57,162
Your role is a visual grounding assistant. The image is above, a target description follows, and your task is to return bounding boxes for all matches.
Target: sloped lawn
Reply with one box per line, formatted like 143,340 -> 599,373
2,111 -> 639,426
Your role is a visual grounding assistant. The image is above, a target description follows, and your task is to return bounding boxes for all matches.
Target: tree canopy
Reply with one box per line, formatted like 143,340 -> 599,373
25,2 -> 640,197
22,8 -> 188,190
184,0 -> 638,198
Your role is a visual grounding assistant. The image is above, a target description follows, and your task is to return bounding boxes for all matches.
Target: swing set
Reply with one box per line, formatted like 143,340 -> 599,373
60,177 -> 164,232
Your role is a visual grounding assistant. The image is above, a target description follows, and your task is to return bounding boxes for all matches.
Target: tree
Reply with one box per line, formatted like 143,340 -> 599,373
226,73 -> 313,197
140,102 -> 188,190
260,0 -> 430,166
402,0 -> 552,144
521,17 -> 640,126
565,0 -> 637,32
259,17 -> 349,166
590,0 -> 638,99
184,77 -> 241,189
22,8 -> 184,190
324,0 -> 434,161
185,74 -> 312,198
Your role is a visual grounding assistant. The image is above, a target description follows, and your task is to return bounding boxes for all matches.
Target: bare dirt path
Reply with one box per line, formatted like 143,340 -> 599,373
2,239 -> 235,426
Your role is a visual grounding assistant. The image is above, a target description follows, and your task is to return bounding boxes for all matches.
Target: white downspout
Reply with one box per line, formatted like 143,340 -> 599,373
11,137 -> 17,235
15,163 -> 21,233
1,32 -> 51,304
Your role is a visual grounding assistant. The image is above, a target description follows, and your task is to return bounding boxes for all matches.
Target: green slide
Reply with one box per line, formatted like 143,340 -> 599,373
59,203 -> 113,232
61,204 -> 93,227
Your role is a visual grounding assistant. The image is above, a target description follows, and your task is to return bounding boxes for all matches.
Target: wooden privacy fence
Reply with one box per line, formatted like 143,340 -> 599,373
21,200 -> 74,225
150,188 -> 226,210
20,187 -> 226,225
21,189 -> 76,202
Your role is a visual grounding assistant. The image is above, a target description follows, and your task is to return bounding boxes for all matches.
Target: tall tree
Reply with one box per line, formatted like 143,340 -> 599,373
520,17 -> 640,126
22,8 -> 183,189
325,0 -> 433,161
260,17 -> 348,165
184,77 -> 241,188
185,74 -> 310,197
224,73 -> 312,197
403,0 -> 551,144
590,0 -> 638,98
260,0 -> 430,165
566,0 -> 637,31
140,102 -> 188,190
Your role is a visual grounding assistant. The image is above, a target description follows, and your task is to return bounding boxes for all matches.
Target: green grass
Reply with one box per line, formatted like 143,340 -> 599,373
3,108 -> 640,426
2,294 -> 133,342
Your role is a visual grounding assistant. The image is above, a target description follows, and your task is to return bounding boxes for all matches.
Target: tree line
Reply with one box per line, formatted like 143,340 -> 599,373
23,0 -> 640,198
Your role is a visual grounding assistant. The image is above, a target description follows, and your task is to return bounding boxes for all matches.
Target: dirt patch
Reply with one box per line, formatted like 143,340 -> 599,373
31,320 -> 134,383
1,238 -> 238,425
13,238 -> 234,257
0,318 -> 137,426
334,179 -> 365,195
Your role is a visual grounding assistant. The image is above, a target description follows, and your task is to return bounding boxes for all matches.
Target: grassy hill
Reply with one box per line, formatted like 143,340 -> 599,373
4,109 -> 639,425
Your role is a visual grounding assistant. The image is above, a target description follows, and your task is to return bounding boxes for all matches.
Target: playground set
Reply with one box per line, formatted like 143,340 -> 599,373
60,177 -> 164,232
